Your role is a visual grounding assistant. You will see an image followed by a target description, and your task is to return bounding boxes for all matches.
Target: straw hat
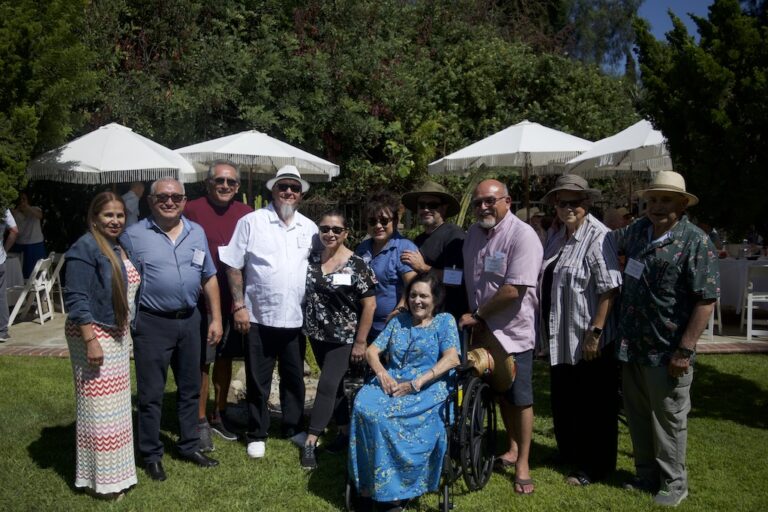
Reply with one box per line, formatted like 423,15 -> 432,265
636,171 -> 698,206
541,174 -> 601,205
401,181 -> 461,217
265,165 -> 310,193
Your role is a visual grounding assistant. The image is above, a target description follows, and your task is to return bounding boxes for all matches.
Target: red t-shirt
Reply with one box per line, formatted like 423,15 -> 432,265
184,196 -> 253,314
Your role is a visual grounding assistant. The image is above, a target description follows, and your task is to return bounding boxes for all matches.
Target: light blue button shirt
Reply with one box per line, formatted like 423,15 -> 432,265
121,216 -> 216,312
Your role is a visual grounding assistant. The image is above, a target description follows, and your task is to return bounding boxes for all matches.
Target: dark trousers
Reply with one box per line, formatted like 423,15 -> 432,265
132,309 -> 201,462
550,347 -> 619,481
244,323 -> 305,441
308,339 -> 353,436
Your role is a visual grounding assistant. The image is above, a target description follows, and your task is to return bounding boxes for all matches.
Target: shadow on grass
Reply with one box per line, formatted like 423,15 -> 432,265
28,423 -> 77,488
690,359 -> 768,429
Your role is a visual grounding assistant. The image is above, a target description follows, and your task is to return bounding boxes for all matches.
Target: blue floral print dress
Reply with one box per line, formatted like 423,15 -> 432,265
348,312 -> 460,501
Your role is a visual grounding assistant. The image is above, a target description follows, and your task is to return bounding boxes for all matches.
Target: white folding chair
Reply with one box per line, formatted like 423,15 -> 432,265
7,256 -> 54,325
49,252 -> 66,313
739,264 -> 768,341
704,298 -> 722,341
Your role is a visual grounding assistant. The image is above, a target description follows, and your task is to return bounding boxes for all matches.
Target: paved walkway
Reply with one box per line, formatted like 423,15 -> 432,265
3,314 -> 768,357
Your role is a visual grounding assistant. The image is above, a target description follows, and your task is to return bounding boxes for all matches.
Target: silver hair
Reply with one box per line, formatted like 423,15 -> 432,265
150,177 -> 185,195
207,160 -> 240,181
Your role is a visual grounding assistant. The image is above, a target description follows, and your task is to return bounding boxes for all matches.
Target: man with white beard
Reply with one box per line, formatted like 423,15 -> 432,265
220,165 -> 319,459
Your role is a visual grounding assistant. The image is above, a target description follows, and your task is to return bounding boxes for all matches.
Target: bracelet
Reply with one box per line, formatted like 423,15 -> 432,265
676,346 -> 695,358
471,308 -> 483,322
84,335 -> 97,344
411,379 -> 422,393
396,306 -> 408,313
232,304 -> 247,313
428,368 -> 436,380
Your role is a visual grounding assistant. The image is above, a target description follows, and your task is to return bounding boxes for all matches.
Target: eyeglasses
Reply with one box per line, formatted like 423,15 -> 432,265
318,225 -> 347,234
555,198 -> 586,209
276,182 -> 302,193
472,196 -> 508,209
367,217 -> 393,227
152,193 -> 186,204
417,201 -> 442,210
213,177 -> 239,186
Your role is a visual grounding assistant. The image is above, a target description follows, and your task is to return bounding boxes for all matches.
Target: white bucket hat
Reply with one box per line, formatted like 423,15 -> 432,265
636,171 -> 698,206
265,165 -> 310,193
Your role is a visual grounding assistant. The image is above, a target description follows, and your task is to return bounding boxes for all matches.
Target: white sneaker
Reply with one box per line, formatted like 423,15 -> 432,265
247,441 -> 266,458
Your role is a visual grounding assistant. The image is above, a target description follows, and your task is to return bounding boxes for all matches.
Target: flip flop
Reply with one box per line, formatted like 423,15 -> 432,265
514,477 -> 535,495
493,457 -> 517,472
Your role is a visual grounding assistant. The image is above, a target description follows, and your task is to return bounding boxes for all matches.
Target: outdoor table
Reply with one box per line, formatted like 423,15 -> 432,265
718,257 -> 768,313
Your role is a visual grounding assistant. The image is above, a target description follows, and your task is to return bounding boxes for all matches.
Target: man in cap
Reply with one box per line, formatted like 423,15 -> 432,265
220,165 -> 318,459
460,179 -> 543,495
612,171 -> 719,507
184,160 -> 253,451
121,177 -> 223,481
400,181 -> 467,321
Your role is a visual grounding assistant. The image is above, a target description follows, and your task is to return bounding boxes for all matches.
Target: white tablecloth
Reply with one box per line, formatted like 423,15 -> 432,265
4,253 -> 23,288
718,257 -> 768,313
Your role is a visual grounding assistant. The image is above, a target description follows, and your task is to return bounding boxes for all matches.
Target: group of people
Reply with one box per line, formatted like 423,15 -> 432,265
61,163 -> 717,510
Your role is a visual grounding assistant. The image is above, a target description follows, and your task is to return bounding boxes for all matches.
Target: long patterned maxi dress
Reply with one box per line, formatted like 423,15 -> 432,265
66,259 -> 140,494
349,312 -> 460,502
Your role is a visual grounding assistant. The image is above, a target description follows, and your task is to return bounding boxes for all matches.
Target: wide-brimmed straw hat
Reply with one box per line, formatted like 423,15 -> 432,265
541,174 -> 601,205
265,165 -> 310,193
401,181 -> 460,217
635,171 -> 698,206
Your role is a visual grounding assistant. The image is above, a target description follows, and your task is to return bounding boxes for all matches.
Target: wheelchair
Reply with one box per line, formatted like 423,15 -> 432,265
343,329 -> 497,511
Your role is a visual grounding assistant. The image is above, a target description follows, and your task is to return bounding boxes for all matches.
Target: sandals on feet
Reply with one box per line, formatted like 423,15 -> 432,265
514,477 -> 535,495
493,457 -> 517,472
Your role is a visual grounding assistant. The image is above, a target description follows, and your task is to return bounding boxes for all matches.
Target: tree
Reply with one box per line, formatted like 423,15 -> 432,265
635,0 -> 768,237
0,0 -> 98,210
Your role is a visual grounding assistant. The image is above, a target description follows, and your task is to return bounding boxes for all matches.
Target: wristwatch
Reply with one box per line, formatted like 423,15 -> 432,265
676,346 -> 695,358
590,326 -> 603,337
471,309 -> 483,322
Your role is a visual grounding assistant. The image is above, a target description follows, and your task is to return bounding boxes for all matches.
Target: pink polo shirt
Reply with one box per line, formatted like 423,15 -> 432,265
463,211 -> 543,354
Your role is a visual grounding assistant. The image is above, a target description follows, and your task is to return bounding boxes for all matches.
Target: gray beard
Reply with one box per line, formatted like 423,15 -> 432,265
278,203 -> 297,221
480,217 -> 497,229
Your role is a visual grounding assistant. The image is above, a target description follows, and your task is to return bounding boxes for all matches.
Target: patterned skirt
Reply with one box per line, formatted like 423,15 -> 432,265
66,321 -> 137,494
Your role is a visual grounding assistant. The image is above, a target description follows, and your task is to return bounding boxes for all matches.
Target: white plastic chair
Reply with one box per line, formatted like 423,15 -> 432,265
704,298 -> 723,341
49,252 -> 66,313
739,264 -> 768,341
7,256 -> 54,325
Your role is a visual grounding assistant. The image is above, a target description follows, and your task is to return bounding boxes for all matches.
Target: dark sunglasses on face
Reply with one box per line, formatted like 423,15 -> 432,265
367,217 -> 393,227
152,193 -> 186,204
417,201 -> 442,210
276,182 -> 302,193
472,196 -> 507,209
318,225 -> 346,234
213,177 -> 239,186
555,198 -> 586,209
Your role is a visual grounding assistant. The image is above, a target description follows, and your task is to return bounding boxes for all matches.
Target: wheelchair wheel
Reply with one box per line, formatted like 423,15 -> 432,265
344,480 -> 356,511
458,376 -> 496,491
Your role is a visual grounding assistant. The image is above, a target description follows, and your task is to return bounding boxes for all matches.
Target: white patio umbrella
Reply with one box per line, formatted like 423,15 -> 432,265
27,123 -> 201,184
175,130 -> 340,184
427,120 -> 593,221
565,119 -> 673,177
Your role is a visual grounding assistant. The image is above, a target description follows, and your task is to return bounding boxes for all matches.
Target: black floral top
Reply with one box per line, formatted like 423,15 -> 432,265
303,253 -> 377,344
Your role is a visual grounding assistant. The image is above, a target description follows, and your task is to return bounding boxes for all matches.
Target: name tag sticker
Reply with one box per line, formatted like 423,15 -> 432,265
625,258 -> 644,279
484,253 -> 505,274
192,249 -> 205,266
443,268 -> 463,286
298,234 -> 310,249
332,273 -> 352,287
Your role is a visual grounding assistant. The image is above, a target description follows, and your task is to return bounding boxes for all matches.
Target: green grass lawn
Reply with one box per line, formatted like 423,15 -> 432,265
1,354 -> 766,511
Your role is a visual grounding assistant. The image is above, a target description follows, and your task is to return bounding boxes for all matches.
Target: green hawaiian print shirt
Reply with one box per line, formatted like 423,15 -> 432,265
611,215 -> 720,366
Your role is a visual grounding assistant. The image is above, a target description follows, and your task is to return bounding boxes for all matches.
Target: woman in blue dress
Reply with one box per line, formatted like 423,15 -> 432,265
349,272 -> 460,511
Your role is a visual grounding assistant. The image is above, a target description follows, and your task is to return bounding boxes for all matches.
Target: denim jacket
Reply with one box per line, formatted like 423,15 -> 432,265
64,232 -> 128,328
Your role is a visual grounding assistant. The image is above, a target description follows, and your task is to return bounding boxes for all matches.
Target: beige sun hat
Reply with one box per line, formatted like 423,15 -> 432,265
541,174 -> 601,205
515,206 -> 544,221
401,181 -> 461,217
265,165 -> 310,193
636,171 -> 698,206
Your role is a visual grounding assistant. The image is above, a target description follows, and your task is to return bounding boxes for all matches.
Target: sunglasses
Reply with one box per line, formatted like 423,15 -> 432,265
318,225 -> 347,234
276,182 -> 302,193
152,193 -> 186,204
555,199 -> 586,209
213,177 -> 239,186
472,196 -> 507,209
417,201 -> 442,210
367,217 -> 393,227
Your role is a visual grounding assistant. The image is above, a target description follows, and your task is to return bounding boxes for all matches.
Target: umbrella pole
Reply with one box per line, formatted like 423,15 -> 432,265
248,166 -> 254,207
524,154 -> 531,210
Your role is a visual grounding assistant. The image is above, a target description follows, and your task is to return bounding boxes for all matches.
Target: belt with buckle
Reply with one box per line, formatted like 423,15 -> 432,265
139,305 -> 195,319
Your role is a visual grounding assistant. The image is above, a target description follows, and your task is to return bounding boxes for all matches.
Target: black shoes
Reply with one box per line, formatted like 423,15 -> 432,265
145,461 -> 166,481
179,450 -> 219,468
300,443 -> 318,470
